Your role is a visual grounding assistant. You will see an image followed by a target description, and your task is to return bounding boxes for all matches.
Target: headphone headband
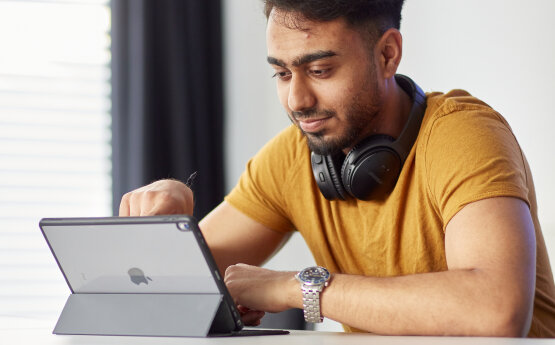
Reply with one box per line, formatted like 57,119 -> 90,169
390,74 -> 426,160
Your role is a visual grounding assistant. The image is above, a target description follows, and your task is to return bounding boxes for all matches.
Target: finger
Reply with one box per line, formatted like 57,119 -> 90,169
128,191 -> 150,216
119,193 -> 131,217
143,190 -> 171,216
146,204 -> 174,216
237,305 -> 251,314
144,196 -> 184,216
247,319 -> 261,327
241,310 -> 265,326
182,187 -> 194,215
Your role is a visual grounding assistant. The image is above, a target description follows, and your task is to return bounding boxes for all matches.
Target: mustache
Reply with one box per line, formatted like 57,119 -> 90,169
291,108 -> 336,120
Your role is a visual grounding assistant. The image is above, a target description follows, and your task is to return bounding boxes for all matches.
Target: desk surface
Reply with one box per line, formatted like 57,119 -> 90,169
2,316 -> 555,345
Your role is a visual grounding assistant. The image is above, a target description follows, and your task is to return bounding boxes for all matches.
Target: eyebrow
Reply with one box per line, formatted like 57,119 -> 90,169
267,50 -> 337,68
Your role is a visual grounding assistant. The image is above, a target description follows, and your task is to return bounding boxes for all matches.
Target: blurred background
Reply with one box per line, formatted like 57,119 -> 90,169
0,0 -> 553,333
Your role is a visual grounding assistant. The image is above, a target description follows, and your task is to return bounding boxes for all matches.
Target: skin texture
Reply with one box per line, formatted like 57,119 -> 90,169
119,10 -> 537,336
266,11 -> 411,156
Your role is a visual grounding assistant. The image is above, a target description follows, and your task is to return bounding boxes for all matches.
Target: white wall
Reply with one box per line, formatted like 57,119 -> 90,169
398,0 -> 555,262
223,0 -> 555,330
223,1 -> 289,189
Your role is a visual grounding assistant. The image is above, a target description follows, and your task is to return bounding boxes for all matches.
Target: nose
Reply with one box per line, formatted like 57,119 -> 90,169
287,75 -> 316,112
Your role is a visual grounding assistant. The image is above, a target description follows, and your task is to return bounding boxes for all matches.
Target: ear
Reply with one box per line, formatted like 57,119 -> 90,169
375,28 -> 403,79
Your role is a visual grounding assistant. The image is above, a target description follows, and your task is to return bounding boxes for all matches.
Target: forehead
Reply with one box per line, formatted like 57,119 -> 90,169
266,10 -> 363,63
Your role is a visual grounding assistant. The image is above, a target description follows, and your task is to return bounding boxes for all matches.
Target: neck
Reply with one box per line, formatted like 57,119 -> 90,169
372,76 -> 412,140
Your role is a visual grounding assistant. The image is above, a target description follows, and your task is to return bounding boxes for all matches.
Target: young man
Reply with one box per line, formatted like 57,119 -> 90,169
119,0 -> 555,337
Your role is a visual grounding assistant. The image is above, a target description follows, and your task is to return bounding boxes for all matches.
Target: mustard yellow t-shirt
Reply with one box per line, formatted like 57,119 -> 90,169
225,90 -> 555,337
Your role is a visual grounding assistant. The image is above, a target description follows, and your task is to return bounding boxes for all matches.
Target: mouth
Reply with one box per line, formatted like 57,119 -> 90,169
297,116 -> 332,133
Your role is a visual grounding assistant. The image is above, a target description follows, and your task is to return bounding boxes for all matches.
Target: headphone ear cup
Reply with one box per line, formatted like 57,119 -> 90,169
341,135 -> 401,200
311,152 -> 347,200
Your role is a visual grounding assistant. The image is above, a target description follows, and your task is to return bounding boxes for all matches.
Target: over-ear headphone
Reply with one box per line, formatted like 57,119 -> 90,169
311,74 -> 426,201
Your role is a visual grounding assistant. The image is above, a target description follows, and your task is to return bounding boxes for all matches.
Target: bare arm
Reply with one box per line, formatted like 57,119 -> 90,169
200,201 -> 289,274
119,179 -> 289,274
119,179 -> 290,325
225,197 -> 536,336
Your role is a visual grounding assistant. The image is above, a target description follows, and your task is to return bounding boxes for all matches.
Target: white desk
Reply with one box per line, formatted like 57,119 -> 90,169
2,316 -> 555,345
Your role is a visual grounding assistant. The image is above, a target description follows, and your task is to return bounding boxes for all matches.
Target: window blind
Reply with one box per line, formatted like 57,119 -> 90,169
0,0 -> 111,321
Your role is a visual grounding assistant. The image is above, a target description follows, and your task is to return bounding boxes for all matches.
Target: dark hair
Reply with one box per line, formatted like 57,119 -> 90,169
263,0 -> 405,41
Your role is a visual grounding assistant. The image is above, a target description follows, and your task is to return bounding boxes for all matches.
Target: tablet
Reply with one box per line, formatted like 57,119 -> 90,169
39,215 -> 289,337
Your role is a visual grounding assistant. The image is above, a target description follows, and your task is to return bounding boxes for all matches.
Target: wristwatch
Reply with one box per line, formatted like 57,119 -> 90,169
295,266 -> 331,323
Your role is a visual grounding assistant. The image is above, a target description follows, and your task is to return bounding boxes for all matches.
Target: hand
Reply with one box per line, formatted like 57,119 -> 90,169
237,305 -> 265,327
224,264 -> 300,315
119,179 -> 194,216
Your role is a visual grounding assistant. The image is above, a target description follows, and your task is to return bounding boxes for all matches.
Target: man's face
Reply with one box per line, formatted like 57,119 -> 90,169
266,11 -> 383,155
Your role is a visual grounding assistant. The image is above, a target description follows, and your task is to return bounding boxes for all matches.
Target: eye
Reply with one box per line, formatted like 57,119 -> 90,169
309,68 -> 331,78
272,70 -> 292,81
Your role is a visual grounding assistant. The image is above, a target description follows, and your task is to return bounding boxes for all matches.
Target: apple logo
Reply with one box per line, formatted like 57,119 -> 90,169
127,267 -> 153,285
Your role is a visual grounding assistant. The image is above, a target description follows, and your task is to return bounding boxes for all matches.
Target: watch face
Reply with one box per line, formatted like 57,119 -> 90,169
298,266 -> 330,285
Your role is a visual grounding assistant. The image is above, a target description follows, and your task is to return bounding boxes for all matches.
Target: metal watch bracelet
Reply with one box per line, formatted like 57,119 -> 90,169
301,286 -> 324,323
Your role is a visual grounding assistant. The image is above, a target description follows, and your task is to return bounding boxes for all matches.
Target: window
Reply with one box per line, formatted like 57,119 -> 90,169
0,0 -> 111,320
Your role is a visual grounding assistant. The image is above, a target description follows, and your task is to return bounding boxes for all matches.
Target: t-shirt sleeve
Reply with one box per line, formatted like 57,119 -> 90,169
224,126 -> 298,233
424,103 -> 530,228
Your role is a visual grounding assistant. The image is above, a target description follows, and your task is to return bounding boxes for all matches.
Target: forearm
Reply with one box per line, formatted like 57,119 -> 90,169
314,270 -> 533,337
224,199 -> 536,336
225,264 -> 532,336
311,198 -> 536,337
200,202 -> 290,274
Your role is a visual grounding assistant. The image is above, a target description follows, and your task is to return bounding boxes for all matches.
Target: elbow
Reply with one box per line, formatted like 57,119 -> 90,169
489,317 -> 531,338
484,302 -> 533,338
500,311 -> 532,338
466,282 -> 534,337
473,269 -> 535,337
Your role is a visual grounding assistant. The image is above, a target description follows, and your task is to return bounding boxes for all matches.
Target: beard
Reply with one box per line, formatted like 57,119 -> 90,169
290,79 -> 382,156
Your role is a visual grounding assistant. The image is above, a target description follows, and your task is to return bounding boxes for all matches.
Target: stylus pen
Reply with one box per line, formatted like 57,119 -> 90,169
186,171 -> 198,188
